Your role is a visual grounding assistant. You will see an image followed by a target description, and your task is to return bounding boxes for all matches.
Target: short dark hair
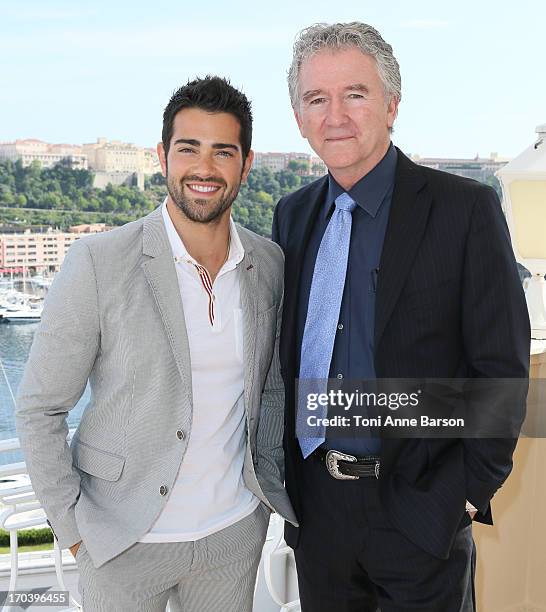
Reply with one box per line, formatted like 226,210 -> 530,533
162,76 -> 253,161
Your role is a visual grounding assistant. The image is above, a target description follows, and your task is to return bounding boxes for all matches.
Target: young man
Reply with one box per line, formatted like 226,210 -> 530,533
17,76 -> 296,612
273,22 -> 530,611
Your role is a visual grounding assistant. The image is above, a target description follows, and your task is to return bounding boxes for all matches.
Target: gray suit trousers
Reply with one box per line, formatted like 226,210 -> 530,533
76,504 -> 270,612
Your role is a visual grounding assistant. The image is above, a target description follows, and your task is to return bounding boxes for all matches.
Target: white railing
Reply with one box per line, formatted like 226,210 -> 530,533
0,433 -> 300,611
0,432 -> 81,612
262,513 -> 301,611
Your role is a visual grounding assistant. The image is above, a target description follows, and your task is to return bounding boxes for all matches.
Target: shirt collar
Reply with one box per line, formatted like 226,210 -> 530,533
161,198 -> 244,270
324,142 -> 397,219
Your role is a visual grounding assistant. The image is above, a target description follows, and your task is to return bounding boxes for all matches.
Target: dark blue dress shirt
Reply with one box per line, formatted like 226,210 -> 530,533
297,144 -> 398,455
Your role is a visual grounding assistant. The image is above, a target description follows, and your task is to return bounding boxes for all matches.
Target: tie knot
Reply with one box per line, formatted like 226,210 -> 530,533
335,192 -> 357,213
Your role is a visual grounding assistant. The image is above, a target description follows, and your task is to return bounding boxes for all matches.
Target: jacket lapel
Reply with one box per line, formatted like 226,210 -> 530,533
374,150 -> 432,352
141,207 -> 193,400
237,236 -> 258,417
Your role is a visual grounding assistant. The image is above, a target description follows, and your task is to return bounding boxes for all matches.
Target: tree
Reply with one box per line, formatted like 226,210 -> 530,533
39,192 -> 62,209
102,195 -> 117,212
312,162 -> 325,174
277,169 -> 301,192
118,198 -> 132,213
149,172 -> 166,186
255,190 -> 274,206
288,159 -> 310,175
232,204 -> 249,227
0,186 -> 15,206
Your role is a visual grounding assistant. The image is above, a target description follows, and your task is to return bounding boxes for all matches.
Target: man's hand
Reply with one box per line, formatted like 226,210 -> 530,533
69,541 -> 82,558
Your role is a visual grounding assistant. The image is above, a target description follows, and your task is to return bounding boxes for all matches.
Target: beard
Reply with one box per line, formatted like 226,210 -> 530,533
166,172 -> 240,224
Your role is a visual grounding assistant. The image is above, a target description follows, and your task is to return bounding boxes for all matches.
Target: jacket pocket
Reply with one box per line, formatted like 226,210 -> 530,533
72,439 -> 125,482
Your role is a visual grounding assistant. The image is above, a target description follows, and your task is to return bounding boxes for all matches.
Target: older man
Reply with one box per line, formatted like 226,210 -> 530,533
273,22 -> 529,611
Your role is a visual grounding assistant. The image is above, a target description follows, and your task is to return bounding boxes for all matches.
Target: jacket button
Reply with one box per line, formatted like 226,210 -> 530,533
159,485 -> 168,496
176,430 -> 185,440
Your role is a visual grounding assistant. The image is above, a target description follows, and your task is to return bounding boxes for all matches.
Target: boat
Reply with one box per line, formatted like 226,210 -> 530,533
30,274 -> 54,289
1,301 -> 42,323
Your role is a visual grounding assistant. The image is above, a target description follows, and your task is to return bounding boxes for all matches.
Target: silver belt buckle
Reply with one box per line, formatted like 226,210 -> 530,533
325,450 -> 359,480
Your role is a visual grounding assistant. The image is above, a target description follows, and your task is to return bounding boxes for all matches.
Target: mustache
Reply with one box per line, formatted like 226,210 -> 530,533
182,175 -> 227,187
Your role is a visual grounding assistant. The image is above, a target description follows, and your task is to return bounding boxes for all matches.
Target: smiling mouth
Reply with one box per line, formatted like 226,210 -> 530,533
185,183 -> 222,195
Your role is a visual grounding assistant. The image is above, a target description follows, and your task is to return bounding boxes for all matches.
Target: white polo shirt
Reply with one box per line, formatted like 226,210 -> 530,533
139,200 -> 259,542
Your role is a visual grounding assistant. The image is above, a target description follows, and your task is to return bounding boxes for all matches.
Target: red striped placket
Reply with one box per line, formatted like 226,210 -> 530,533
193,263 -> 215,326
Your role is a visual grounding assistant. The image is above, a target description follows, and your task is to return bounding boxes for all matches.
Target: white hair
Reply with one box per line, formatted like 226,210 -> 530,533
288,22 -> 401,109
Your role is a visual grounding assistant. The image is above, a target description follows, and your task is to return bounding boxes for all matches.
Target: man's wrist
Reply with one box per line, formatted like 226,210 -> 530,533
45,510 -> 81,550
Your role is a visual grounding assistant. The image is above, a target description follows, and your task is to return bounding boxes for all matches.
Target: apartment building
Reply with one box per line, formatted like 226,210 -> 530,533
0,226 -> 109,274
411,152 -> 509,182
0,138 -> 159,180
82,138 -> 159,175
252,151 -> 327,176
252,152 -> 309,172
309,156 -> 327,176
0,139 -> 88,169
69,223 -> 110,234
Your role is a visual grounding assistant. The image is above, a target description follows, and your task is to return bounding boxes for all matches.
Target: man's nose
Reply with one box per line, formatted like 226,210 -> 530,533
325,98 -> 348,127
193,153 -> 216,177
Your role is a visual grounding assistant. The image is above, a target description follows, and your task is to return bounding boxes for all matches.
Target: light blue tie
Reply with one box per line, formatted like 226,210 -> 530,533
297,192 -> 357,458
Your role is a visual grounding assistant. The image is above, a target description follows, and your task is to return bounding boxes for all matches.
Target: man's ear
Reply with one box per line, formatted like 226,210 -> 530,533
294,107 -> 306,138
157,142 -> 167,177
241,149 -> 254,183
387,96 -> 399,130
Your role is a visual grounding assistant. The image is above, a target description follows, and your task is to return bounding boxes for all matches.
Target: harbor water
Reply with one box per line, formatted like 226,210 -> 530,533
0,321 -> 87,465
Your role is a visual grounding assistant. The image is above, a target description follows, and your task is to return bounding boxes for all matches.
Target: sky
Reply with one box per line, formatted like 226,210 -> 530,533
1,0 -> 545,159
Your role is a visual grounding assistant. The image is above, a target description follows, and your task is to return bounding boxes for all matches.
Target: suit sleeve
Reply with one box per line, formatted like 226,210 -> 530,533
461,186 -> 530,515
15,239 -> 101,550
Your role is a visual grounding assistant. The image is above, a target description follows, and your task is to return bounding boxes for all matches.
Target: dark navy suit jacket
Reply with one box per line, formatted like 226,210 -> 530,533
272,148 -> 530,560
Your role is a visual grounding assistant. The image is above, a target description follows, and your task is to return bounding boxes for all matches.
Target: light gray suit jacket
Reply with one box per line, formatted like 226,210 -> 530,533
16,206 -> 297,568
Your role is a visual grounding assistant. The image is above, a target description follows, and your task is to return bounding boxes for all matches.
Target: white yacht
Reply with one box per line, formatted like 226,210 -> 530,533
2,304 -> 42,323
0,296 -> 43,323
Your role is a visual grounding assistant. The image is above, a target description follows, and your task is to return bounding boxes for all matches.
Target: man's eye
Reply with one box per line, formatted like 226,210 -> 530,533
309,98 -> 326,105
348,93 -> 364,99
178,148 -> 195,154
216,150 -> 233,158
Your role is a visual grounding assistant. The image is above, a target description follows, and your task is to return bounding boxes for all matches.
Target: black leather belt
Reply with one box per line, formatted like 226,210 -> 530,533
313,448 -> 380,480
